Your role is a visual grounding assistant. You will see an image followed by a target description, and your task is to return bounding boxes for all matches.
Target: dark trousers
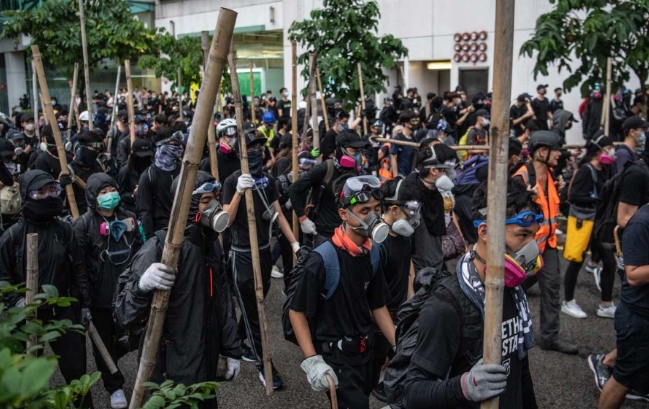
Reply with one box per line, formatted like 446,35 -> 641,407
323,349 -> 375,409
524,247 -> 560,343
90,307 -> 126,394
40,306 -> 94,409
370,329 -> 393,389
232,246 -> 272,361
563,247 -> 615,302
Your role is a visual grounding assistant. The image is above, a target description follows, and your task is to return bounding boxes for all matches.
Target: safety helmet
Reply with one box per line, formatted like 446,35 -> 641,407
262,111 -> 276,124
528,130 -> 561,153
216,118 -> 237,137
79,111 -> 89,122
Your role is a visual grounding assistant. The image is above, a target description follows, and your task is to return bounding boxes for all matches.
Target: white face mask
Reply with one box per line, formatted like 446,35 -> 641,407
25,124 -> 35,132
481,119 -> 490,127
284,92 -> 290,98
435,174 -> 455,191
454,98 -> 462,105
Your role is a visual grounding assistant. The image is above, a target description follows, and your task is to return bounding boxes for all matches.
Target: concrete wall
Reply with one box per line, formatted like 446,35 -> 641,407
5,52 -> 27,111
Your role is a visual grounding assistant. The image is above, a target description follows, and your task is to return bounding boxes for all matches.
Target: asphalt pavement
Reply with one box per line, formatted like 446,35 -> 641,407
54,253 -> 648,409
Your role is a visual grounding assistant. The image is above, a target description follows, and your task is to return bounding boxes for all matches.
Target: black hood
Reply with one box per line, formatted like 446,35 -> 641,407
19,169 -> 55,202
85,173 -> 117,211
171,170 -> 216,224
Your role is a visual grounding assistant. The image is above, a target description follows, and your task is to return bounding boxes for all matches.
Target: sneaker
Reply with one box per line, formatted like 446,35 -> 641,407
592,266 -> 602,292
627,389 -> 649,402
271,265 -> 284,279
561,299 -> 588,319
537,338 -> 579,355
241,344 -> 258,362
597,304 -> 616,319
555,228 -> 564,235
372,382 -> 388,403
110,389 -> 128,409
587,354 -> 611,391
257,362 -> 284,390
585,263 -> 599,274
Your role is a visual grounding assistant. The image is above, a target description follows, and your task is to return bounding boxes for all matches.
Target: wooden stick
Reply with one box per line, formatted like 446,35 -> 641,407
32,46 -> 79,220
202,31 -> 219,181
25,233 -> 38,354
316,68 -> 329,132
78,0 -> 93,130
291,40 -> 300,241
110,62 -> 121,131
250,63 -> 256,124
309,53 -> 320,157
73,99 -> 81,134
31,61 -> 39,138
373,138 -> 599,152
178,67 -> 183,122
604,56 -> 612,135
67,63 -> 78,132
357,63 -> 367,135
481,1 -> 515,408
124,60 -> 136,147
88,322 -> 118,374
128,9 -> 237,409
228,38 -> 274,396
327,374 -> 338,409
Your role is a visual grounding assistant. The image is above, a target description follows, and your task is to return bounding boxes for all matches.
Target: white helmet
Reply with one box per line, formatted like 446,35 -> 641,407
216,118 -> 237,137
79,111 -> 89,122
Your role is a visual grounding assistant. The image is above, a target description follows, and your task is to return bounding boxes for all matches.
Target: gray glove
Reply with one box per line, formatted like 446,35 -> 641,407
461,359 -> 507,402
300,218 -> 318,235
80,308 -> 92,328
236,174 -> 254,194
224,358 -> 240,381
300,355 -> 338,392
138,263 -> 176,292
15,297 -> 26,308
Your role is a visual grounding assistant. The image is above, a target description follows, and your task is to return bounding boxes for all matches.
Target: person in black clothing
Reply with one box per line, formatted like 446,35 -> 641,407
403,177 -> 539,409
32,125 -> 73,179
532,84 -> 552,130
67,130 -> 106,215
222,133 -> 299,390
116,138 -> 154,214
199,118 -> 241,184
583,86 -> 604,139
0,170 -> 93,408
74,173 -> 142,408
137,128 -> 183,239
561,136 -> 616,320
550,87 -> 564,113
277,87 -> 292,119
288,130 -> 366,248
510,94 -> 534,139
321,109 -> 349,160
116,115 -> 148,169
289,175 -> 396,409
114,171 -> 243,409
106,110 -> 130,157
380,98 -> 399,137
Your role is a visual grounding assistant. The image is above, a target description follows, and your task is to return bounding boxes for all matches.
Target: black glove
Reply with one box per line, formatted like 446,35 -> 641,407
59,174 -> 72,187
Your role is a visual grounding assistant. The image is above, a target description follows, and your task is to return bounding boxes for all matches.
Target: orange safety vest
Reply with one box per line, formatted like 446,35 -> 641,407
377,143 -> 393,184
513,164 -> 559,252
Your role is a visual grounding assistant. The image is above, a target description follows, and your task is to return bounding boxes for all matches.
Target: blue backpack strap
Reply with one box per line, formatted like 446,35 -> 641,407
314,241 -> 340,300
370,242 -> 384,277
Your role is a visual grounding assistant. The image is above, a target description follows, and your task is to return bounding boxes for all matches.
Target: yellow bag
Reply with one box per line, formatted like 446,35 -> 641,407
457,127 -> 471,161
563,216 -> 594,262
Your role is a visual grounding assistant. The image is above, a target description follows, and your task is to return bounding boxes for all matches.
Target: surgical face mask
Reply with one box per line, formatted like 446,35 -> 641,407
636,131 -> 646,146
197,199 -> 230,233
347,210 -> 389,243
336,124 -> 345,133
435,174 -> 455,191
284,91 -> 290,98
97,191 -> 120,210
503,240 -> 543,288
481,118 -> 490,127
25,123 -> 35,132
40,142 -> 48,153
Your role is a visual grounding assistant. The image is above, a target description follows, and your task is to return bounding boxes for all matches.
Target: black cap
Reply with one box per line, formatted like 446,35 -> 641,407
0,139 -> 14,156
537,84 -> 548,91
132,138 -> 154,157
279,133 -> 293,149
622,115 -> 649,132
516,94 -> 527,103
25,171 -> 56,191
592,133 -> 615,149
336,130 -> 368,148
21,113 -> 34,123
475,109 -> 490,119
245,132 -> 267,147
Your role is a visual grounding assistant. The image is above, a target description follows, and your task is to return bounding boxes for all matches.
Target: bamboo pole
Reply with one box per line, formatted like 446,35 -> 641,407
88,322 -> 118,374
31,61 -> 39,138
357,63 -> 367,135
124,60 -> 136,147
25,233 -> 38,354
32,46 -> 79,220
250,63 -> 256,124
604,57 -> 612,135
202,31 -> 219,181
78,0 -> 93,130
309,53 -> 320,159
316,68 -> 329,132
373,137 -> 598,152
327,374 -> 338,409
108,63 -> 121,154
178,68 -> 183,122
73,98 -> 81,134
67,63 -> 78,132
480,1 -> 515,408
228,38 -> 274,396
291,40 -> 299,242
128,9 -> 237,409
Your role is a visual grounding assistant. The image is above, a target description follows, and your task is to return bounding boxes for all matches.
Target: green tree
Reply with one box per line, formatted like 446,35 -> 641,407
289,0 -> 408,110
0,0 -> 157,75
520,0 -> 649,100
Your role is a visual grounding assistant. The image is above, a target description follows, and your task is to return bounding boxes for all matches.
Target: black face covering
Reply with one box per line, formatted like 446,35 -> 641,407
77,146 -> 99,167
248,151 -> 264,177
23,197 -> 63,224
133,156 -> 153,173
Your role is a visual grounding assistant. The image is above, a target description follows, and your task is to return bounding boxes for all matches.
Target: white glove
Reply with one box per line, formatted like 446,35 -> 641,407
15,297 -> 26,308
138,263 -> 176,292
224,358 -> 241,381
236,174 -> 255,194
300,218 -> 318,235
292,242 -> 300,254
285,199 -> 292,209
300,355 -> 338,392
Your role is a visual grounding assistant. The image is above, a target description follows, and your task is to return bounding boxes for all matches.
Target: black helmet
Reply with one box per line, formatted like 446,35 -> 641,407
528,131 -> 561,153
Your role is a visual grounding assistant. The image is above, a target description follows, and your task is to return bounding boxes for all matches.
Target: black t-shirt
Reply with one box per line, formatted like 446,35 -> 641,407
550,98 -> 564,113
277,99 -> 292,118
222,170 -> 279,247
442,106 -> 458,128
619,161 -> 649,207
289,245 -> 387,341
383,234 -> 412,311
467,127 -> 488,145
531,97 -> 550,121
621,205 -> 649,319
321,129 -> 338,159
509,104 -> 527,137
391,133 -> 416,177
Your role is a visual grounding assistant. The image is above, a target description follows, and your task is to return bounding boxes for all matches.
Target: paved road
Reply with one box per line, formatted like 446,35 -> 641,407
56,255 -> 648,408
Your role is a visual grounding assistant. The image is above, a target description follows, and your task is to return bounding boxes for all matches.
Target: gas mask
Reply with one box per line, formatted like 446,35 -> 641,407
346,210 -> 389,243
599,150 -> 615,165
389,201 -> 421,238
435,174 -> 455,191
338,147 -> 362,170
197,199 -> 230,233
503,240 -> 544,288
219,136 -> 236,154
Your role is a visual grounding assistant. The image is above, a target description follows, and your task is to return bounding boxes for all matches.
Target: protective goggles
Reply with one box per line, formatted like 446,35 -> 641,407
29,183 -> 62,200
192,181 -> 222,196
222,126 -> 237,137
155,130 -> 184,147
473,210 -> 544,228
83,141 -> 105,151
340,176 -> 383,208
402,200 -> 422,217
